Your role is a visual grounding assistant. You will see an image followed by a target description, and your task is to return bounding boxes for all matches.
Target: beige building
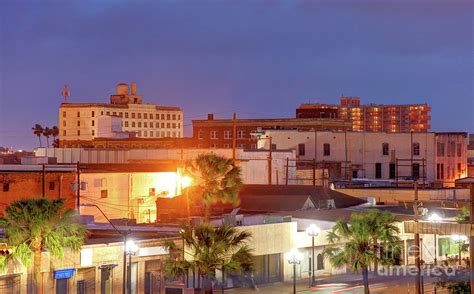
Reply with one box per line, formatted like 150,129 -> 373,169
59,82 -> 183,146
257,130 -> 468,186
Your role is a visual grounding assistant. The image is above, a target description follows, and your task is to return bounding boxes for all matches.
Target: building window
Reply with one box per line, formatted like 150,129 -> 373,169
198,131 -> 203,139
144,113 -> 147,119
298,143 -> 305,156
63,130 -> 66,136
77,130 -> 80,136
382,143 -> 389,156
113,112 -> 116,116
161,123 -> 165,128
167,131 -> 170,137
375,163 -> 382,179
412,163 -> 420,179
224,130 -> 231,139
211,131 -> 218,140
457,144 -> 462,157
132,113 -> 135,119
3,183 -> 9,192
389,163 -> 396,179
63,111 -> 66,118
412,142 -> 420,156
138,113 -> 141,119
125,121 -> 129,127
172,123 -> 176,129
77,121 -> 80,127
167,114 -> 171,120
437,163 -> 444,180
92,130 -> 95,136
323,143 -> 330,156
132,122 -> 135,127
63,120 -> 66,127
437,143 -> 445,156
448,141 -> 455,157
224,144 -> 230,148
238,143 -> 245,148
251,144 -> 257,150
106,111 -> 110,115
49,181 -> 55,190
166,123 -> 170,128
144,131 -> 147,137
172,114 -> 176,120
144,122 -> 147,128
77,111 -> 80,117
91,111 -> 95,117
138,122 -> 141,128
119,112 -> 123,117
211,144 -> 218,148
161,114 -> 165,120
149,122 -> 153,128
125,113 -> 129,118
237,130 -> 245,139
91,120 -> 94,126
458,163 -> 462,174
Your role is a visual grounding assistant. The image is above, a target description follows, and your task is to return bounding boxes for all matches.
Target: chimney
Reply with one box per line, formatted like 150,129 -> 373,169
207,113 -> 214,120
131,82 -> 137,95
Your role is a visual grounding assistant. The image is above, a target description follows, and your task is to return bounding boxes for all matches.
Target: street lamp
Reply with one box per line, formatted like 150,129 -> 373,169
427,213 -> 442,265
306,224 -> 320,286
80,203 -> 129,294
451,234 -> 468,266
287,249 -> 303,294
126,240 -> 139,294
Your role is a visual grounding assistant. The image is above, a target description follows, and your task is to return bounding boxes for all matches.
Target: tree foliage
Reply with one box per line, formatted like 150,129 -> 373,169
323,210 -> 401,294
164,223 -> 253,293
184,154 -> 242,221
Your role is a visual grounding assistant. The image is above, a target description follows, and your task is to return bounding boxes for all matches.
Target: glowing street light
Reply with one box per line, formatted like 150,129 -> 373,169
427,213 -> 442,265
451,234 -> 468,266
125,240 -> 139,293
180,175 -> 192,189
306,224 -> 320,286
287,249 -> 303,294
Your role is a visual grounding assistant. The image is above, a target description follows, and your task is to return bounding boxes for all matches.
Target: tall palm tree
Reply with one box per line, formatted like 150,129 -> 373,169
184,154 -> 242,222
323,210 -> 400,294
164,223 -> 254,294
0,199 -> 87,294
31,124 -> 43,147
42,127 -> 52,148
51,126 -> 60,147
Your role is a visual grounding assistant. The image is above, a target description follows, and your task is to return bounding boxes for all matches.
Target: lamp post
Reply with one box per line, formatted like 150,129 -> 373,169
126,240 -> 139,294
306,224 -> 320,286
287,249 -> 303,294
427,213 -> 442,265
451,234 -> 468,266
80,203 -> 128,294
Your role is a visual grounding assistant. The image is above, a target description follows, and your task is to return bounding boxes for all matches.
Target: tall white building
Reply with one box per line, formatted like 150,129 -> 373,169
256,130 -> 468,186
59,82 -> 183,146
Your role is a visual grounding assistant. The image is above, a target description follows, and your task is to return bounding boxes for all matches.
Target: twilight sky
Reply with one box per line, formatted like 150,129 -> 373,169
0,0 -> 472,150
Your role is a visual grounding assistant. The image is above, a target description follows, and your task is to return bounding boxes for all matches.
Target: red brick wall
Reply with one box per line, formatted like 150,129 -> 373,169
0,172 -> 77,215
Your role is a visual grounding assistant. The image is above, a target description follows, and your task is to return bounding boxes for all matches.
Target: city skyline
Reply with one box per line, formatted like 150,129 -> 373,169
1,0 -> 473,149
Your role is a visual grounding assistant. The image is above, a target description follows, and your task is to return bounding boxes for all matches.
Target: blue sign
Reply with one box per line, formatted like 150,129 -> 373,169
54,268 -> 75,279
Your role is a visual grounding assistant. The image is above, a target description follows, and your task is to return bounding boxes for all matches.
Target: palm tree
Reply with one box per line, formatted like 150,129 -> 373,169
51,126 -> 60,147
184,154 -> 242,222
42,127 -> 52,148
0,199 -> 87,294
164,223 -> 254,294
323,210 -> 400,294
31,124 -> 43,147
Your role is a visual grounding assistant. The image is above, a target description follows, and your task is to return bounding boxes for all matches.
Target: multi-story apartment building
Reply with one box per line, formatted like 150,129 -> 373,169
192,113 -> 352,149
59,82 -> 183,147
296,97 -> 431,132
257,130 -> 467,186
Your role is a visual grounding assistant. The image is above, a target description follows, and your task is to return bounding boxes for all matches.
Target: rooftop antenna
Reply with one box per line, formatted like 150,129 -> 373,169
61,84 -> 70,103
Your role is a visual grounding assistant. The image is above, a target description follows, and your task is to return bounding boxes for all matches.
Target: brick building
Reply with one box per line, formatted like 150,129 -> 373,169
296,97 -> 431,132
0,165 -> 78,214
192,113 -> 352,149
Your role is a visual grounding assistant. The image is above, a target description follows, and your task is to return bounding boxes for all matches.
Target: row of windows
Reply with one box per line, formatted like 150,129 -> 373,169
200,130 -> 247,140
297,143 -> 331,156
3,181 -> 57,192
62,130 -> 181,138
124,121 -> 180,129
437,142 -> 463,157
63,110 -> 181,121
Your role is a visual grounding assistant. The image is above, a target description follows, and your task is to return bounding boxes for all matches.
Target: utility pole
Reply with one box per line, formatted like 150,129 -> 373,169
232,112 -> 237,161
42,164 -> 46,197
413,181 -> 421,294
76,161 -> 80,209
268,136 -> 272,185
470,183 -> 474,292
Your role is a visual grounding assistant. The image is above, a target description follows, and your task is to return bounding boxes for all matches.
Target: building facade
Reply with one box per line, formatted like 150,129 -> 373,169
257,130 -> 468,186
192,113 -> 352,149
59,82 -> 183,147
296,97 -> 431,132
